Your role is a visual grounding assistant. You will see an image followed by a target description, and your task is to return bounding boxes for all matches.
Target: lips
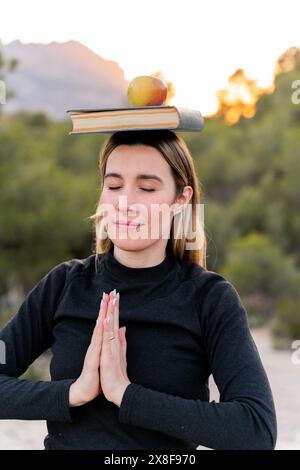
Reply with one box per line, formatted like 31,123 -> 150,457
114,221 -> 143,227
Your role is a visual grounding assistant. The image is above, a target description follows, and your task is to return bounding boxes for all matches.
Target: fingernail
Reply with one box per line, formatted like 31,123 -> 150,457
102,292 -> 106,300
100,299 -> 103,309
106,315 -> 111,324
112,288 -> 116,296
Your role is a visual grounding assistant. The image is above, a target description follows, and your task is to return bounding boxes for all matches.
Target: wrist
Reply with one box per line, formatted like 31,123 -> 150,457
69,381 -> 87,407
113,381 -> 131,407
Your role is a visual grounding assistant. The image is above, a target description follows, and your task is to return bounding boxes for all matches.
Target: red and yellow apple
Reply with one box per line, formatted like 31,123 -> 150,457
127,75 -> 168,106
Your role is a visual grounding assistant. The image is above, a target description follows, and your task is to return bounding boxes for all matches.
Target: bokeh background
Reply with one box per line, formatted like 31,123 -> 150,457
0,0 -> 300,450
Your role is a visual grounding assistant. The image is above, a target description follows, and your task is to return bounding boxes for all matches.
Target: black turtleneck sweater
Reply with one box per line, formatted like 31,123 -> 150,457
0,246 -> 277,450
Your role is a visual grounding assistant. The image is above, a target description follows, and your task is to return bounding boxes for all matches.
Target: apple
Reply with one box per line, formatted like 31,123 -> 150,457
127,75 -> 168,106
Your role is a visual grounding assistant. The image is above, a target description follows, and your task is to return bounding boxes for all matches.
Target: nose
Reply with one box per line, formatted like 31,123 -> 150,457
116,192 -> 140,220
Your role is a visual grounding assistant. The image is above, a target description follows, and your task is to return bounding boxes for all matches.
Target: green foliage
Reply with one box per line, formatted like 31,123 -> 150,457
0,113 -> 102,294
0,41 -> 18,106
221,233 -> 299,296
272,296 -> 300,342
19,363 -> 44,381
220,233 -> 300,326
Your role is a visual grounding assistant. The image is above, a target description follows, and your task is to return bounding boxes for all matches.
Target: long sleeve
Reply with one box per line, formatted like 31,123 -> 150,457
118,280 -> 277,450
0,263 -> 77,422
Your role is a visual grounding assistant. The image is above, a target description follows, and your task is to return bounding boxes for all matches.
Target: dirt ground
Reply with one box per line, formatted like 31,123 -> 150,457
0,326 -> 299,450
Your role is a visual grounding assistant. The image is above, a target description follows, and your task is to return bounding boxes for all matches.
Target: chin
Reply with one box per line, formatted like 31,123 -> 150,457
109,237 -> 157,253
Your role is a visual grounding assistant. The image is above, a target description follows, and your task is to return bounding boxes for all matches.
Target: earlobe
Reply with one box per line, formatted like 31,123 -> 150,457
174,205 -> 183,216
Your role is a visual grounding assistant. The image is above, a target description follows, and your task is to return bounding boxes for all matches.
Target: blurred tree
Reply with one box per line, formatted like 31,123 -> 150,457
272,296 -> 300,344
220,232 -> 300,326
0,114 -> 99,296
274,46 -> 300,75
0,41 -> 18,111
214,68 -> 267,125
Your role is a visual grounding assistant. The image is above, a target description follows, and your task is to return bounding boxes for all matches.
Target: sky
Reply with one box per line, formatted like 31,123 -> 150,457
1,0 -> 300,115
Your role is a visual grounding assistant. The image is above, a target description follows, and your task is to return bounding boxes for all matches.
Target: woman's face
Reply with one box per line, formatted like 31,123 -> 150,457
99,144 -> 191,252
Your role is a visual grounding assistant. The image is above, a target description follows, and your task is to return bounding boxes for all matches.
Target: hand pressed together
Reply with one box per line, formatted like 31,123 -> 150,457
69,289 -> 131,407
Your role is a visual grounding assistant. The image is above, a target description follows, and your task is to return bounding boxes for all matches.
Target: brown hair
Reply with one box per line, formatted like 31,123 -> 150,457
89,130 -> 207,269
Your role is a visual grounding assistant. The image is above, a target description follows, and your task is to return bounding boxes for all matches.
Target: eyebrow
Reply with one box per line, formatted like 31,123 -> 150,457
104,172 -> 164,184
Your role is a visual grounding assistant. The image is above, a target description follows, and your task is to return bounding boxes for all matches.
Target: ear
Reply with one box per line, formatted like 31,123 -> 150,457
173,186 -> 193,215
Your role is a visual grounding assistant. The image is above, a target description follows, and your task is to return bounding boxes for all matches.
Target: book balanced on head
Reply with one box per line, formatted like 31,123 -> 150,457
66,105 -> 205,135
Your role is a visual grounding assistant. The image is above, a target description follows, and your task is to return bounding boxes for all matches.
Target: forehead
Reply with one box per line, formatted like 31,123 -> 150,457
106,144 -> 171,174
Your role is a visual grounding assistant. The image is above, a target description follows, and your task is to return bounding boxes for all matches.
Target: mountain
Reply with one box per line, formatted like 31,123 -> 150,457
3,40 -> 129,119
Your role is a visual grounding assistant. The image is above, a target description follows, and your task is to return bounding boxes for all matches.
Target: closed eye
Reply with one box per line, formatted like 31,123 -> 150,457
108,187 -> 155,192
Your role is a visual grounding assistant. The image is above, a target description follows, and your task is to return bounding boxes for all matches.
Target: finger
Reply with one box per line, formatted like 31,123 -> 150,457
91,311 -> 106,349
122,327 -> 127,365
99,294 -> 108,327
106,291 -> 115,319
102,294 -> 117,345
123,327 -> 127,356
84,293 -> 109,370
97,292 -> 109,324
102,290 -> 114,322
113,292 -> 120,333
118,326 -> 125,348
85,321 -> 104,369
90,298 -> 107,347
89,293 -> 109,358
122,327 -> 128,368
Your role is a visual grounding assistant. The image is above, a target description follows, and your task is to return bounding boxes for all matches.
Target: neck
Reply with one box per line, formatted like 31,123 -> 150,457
112,240 -> 169,269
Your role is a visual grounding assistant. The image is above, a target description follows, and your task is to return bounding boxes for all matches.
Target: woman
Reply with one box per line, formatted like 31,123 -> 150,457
0,130 -> 277,450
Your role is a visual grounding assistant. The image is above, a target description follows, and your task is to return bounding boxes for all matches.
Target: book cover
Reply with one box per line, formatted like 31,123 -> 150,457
66,105 -> 204,134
